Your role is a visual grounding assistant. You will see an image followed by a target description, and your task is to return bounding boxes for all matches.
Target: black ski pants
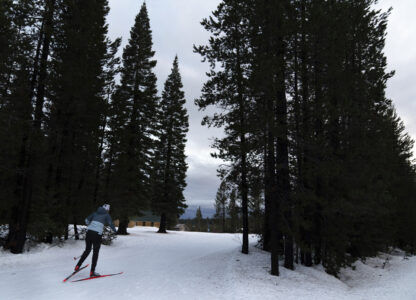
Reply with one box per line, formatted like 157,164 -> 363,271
77,230 -> 102,273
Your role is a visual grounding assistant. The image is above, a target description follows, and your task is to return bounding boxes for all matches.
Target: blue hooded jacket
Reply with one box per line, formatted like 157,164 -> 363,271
85,207 -> 117,235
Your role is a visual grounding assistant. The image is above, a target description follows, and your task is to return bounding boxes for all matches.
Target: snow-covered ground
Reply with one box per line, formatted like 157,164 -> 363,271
1,226 -> 415,300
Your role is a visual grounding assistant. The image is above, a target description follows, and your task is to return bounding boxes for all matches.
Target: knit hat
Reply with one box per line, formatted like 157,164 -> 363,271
103,204 -> 110,211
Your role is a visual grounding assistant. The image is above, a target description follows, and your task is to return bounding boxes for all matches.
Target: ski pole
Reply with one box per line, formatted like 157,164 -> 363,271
73,255 -> 81,260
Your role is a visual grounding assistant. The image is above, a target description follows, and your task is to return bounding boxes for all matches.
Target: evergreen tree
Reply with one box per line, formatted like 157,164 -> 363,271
386,111 -> 416,251
151,56 -> 189,233
195,206 -> 203,232
94,37 -> 121,206
3,0 -> 48,252
107,2 -> 158,234
195,0 -> 254,254
285,0 -> 416,275
0,0 -> 15,98
214,181 -> 228,232
249,0 -> 294,274
199,0 -> 416,276
0,0 -> 16,223
45,0 -> 114,240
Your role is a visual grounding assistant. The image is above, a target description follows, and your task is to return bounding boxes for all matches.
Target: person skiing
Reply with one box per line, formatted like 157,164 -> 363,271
75,204 -> 117,277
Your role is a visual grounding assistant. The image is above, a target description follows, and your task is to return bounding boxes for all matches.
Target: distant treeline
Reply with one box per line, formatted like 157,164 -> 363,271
0,1 -> 188,253
182,205 -> 260,234
197,0 -> 416,276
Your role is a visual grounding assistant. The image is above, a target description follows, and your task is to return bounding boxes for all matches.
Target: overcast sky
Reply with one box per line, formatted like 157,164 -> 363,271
107,0 -> 416,218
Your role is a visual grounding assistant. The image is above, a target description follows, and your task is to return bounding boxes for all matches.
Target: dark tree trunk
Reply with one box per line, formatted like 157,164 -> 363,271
158,213 -> 167,233
267,81 -> 279,275
312,32 -> 324,267
239,112 -> 249,253
235,43 -> 249,255
5,126 -> 33,254
299,0 -> 312,269
267,105 -> 279,274
29,21 -> 44,104
280,138 -> 293,270
241,150 -> 249,254
259,0 -> 278,267
34,0 -> 56,130
74,221 -> 79,240
270,192 -> 280,275
222,206 -> 225,233
304,248 -> 313,267
44,232 -> 53,244
117,219 -> 129,235
64,225 -> 68,240
284,235 -> 294,269
314,244 -> 321,265
158,129 -> 172,235
295,245 -> 299,264
293,16 -> 302,269
263,136 -> 271,251
6,207 -> 29,253
238,81 -> 249,255
274,0 -> 293,271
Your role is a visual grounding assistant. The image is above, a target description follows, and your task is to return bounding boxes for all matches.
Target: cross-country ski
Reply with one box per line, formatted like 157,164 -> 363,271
71,272 -> 123,282
63,264 -> 89,283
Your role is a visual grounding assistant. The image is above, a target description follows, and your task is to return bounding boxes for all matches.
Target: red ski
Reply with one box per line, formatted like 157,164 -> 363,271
63,264 -> 89,282
71,272 -> 123,282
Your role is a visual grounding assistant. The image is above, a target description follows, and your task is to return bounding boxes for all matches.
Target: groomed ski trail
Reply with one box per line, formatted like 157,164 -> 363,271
1,227 -> 416,300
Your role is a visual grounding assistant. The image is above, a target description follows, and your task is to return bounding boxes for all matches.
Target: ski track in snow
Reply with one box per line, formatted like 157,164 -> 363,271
0,227 -> 415,300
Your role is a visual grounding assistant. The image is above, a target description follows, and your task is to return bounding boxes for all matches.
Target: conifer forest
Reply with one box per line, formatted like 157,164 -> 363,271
1,0 -> 415,279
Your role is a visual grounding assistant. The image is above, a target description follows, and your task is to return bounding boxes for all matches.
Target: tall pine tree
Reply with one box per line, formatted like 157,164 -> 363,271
44,0 -> 114,240
151,56 -> 188,233
106,2 -> 158,234
195,0 -> 254,254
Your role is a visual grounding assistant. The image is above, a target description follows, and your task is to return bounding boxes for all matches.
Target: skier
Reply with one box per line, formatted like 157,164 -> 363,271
75,204 -> 117,277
